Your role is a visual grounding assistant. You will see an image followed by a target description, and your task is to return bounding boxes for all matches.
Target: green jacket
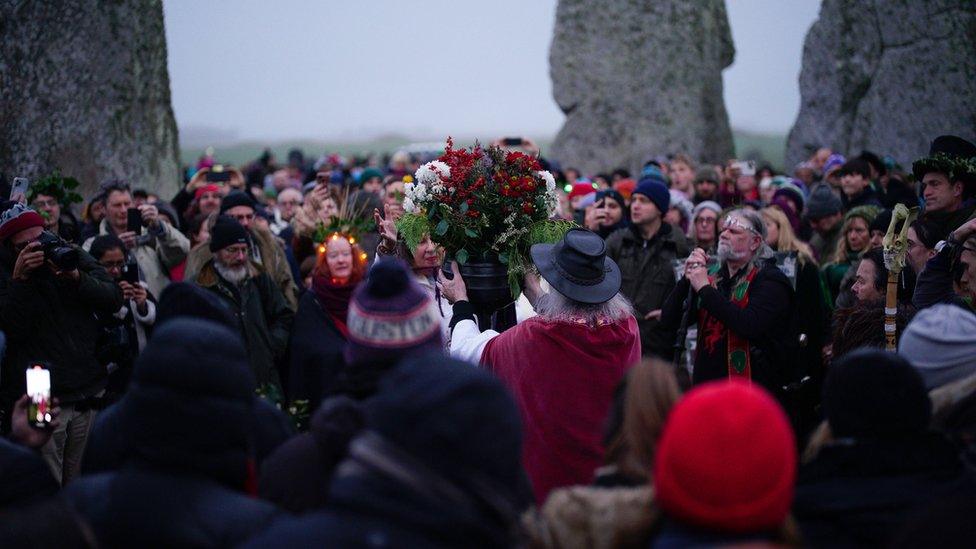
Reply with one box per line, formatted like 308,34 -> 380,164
605,223 -> 690,358
195,261 -> 294,390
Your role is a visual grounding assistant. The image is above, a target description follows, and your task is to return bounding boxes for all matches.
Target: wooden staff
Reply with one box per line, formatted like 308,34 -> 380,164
881,204 -> 918,351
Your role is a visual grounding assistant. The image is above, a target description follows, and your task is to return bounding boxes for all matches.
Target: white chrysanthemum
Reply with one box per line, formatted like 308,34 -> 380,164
544,189 -> 560,217
415,160 -> 450,186
403,197 -> 418,213
537,170 -> 556,193
431,183 -> 445,195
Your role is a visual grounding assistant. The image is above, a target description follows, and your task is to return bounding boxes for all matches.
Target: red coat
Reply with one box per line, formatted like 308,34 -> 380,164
481,315 -> 641,503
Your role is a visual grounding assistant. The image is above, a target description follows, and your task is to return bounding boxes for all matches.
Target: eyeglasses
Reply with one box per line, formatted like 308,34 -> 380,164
32,198 -> 58,208
230,213 -> 255,223
100,260 -> 125,270
695,216 -> 717,225
720,215 -> 759,236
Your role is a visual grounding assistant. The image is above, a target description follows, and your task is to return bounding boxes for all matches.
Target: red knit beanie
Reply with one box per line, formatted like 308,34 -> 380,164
654,381 -> 796,534
0,203 -> 45,242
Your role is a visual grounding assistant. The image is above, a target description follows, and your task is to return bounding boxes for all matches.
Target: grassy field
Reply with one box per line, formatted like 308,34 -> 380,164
181,130 -> 788,171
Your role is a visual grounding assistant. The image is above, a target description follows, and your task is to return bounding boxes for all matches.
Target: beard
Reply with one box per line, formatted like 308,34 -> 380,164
215,261 -> 249,285
716,242 -> 749,263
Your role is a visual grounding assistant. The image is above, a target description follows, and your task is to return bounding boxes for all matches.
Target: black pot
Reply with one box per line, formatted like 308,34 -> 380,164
447,254 -> 517,332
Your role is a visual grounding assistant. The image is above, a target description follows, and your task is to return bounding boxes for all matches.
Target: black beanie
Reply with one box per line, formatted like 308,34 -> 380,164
219,191 -> 256,215
156,282 -> 237,331
209,215 -> 249,252
366,354 -> 523,501
824,349 -> 931,439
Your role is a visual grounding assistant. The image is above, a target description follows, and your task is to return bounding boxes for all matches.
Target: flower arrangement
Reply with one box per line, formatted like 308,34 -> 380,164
396,138 -> 574,295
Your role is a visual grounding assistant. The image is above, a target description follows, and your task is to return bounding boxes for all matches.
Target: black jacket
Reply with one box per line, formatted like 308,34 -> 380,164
286,290 -> 347,407
64,318 -> 280,548
841,185 -> 884,210
794,434 -> 974,548
0,245 -> 123,411
259,396 -> 364,513
660,258 -> 797,395
0,437 -> 58,507
605,223 -> 690,358
65,467 -> 278,548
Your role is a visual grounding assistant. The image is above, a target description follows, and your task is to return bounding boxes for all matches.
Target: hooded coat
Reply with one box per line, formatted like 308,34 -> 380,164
244,355 -> 528,549
62,319 -> 279,548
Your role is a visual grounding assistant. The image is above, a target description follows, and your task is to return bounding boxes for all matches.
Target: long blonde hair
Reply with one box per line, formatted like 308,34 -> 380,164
761,206 -> 816,266
831,215 -> 869,264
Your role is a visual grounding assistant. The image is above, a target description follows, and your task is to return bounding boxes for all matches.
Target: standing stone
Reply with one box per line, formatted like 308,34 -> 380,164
787,0 -> 976,169
549,0 -> 735,175
0,0 -> 180,198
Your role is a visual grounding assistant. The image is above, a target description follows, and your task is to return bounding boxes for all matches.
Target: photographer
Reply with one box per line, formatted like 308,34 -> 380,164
82,179 -> 190,298
0,202 -> 123,484
89,234 -> 157,398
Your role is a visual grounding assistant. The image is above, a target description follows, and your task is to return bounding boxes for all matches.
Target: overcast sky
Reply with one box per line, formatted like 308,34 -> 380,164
163,0 -> 821,142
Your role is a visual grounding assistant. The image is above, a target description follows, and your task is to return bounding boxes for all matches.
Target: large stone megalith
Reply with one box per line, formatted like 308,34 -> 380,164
786,0 -> 976,169
549,0 -> 735,175
0,0 -> 180,198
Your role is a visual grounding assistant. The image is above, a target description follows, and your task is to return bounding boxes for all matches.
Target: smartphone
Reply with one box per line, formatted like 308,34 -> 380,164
734,160 -> 757,177
127,207 -> 143,235
10,177 -> 29,202
121,261 -> 140,284
502,137 -> 524,147
207,166 -> 231,183
26,365 -> 52,428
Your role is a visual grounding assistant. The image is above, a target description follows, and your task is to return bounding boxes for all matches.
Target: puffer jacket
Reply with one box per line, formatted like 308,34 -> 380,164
0,246 -> 123,411
605,224 -> 689,358
83,218 -> 189,298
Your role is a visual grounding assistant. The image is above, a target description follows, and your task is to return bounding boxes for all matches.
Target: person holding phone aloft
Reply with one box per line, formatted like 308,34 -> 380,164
81,179 -> 190,298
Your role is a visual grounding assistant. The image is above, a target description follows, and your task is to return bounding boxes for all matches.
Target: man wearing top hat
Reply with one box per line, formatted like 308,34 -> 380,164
439,228 -> 640,504
914,135 -> 976,240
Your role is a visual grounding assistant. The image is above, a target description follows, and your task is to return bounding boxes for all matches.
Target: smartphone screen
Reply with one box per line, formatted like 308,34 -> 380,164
10,177 -> 29,202
207,170 -> 231,183
121,262 -> 140,284
26,366 -> 52,428
127,208 -> 143,235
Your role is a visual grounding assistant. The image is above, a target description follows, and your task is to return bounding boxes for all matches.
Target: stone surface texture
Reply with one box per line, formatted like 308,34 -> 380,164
549,0 -> 735,175
0,0 -> 180,198
787,0 -> 976,168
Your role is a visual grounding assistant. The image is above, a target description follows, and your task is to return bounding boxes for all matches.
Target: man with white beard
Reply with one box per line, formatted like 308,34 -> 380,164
193,215 -> 293,391
660,208 -> 797,397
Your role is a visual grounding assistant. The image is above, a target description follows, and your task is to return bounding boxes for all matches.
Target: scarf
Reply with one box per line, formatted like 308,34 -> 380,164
312,273 -> 356,338
698,263 -> 760,380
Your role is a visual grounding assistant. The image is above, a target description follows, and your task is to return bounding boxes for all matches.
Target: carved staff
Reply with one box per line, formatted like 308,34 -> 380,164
881,204 -> 918,351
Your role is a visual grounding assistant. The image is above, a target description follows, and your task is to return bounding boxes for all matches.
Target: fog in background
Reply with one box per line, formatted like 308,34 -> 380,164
163,0 -> 820,146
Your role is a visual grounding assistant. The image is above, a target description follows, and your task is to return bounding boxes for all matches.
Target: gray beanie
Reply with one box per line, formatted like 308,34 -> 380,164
804,184 -> 842,220
899,304 -> 976,390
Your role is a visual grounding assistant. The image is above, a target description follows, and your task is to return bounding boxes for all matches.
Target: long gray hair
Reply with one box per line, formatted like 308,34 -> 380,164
533,287 -> 634,325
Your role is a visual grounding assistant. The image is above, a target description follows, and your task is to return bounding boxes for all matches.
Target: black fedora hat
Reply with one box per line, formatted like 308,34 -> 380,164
530,228 -> 621,305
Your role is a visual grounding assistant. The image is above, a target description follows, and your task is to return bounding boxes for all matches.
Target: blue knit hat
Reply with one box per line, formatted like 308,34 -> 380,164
633,178 -> 670,215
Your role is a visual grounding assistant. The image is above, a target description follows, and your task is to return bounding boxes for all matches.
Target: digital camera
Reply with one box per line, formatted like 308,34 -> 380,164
36,231 -> 79,272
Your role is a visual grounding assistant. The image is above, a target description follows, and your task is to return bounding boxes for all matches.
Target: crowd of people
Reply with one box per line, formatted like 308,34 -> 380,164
0,133 -> 974,547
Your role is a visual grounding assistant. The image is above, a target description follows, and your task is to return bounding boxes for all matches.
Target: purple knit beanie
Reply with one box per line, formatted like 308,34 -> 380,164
345,260 -> 443,365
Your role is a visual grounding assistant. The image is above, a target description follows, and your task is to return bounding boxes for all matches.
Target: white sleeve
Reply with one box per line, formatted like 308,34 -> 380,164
448,319 -> 499,365
133,299 -> 156,326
